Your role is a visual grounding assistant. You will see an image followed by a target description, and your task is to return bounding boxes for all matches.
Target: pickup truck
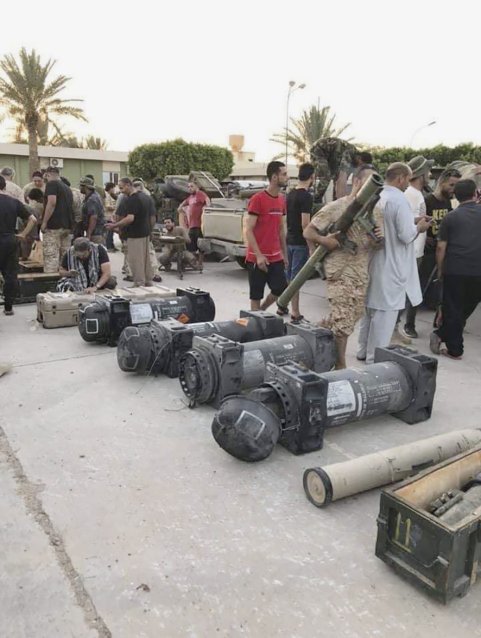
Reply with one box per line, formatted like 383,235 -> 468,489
198,198 -> 248,268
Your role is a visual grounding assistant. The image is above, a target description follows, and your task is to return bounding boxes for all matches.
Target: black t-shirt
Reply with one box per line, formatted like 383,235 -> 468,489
82,191 -> 105,236
286,188 -> 313,246
424,193 -> 452,248
124,191 -> 152,238
438,202 -> 481,277
61,244 -> 109,286
0,194 -> 30,234
44,179 -> 73,230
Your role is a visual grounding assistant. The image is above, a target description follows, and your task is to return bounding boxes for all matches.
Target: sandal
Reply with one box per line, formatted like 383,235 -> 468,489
290,314 -> 304,324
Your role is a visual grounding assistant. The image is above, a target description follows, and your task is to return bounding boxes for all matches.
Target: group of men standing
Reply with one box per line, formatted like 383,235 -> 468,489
244,149 -> 481,367
0,165 -> 211,310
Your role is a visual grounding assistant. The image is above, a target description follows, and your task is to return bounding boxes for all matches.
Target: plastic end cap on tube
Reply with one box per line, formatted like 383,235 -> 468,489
211,395 -> 281,462
303,468 -> 334,508
117,326 -> 152,373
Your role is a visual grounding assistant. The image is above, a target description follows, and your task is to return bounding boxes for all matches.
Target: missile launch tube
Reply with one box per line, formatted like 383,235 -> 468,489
303,429 -> 481,508
277,173 -> 383,310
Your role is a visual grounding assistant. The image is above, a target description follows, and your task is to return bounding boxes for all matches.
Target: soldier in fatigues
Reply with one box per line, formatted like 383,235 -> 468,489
41,167 -> 73,272
310,137 -> 358,202
303,167 -> 383,368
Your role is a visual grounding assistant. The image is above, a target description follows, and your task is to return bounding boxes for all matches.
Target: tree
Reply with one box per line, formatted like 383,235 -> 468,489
366,143 -> 481,175
271,102 -> 352,163
0,48 -> 87,175
82,135 -> 108,150
129,139 -> 234,181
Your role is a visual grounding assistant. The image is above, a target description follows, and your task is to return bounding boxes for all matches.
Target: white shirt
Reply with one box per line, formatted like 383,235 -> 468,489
404,185 -> 426,258
366,185 -> 422,310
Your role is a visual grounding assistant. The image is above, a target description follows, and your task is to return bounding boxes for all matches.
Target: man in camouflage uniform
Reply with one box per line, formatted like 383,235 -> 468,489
303,167 -> 383,368
41,167 -> 73,272
310,137 -> 358,202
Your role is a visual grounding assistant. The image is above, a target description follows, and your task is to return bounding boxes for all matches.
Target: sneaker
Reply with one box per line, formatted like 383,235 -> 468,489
152,275 -> 163,283
401,325 -> 418,339
392,326 -> 411,346
3,309 -> 14,316
429,331 -> 442,355
356,352 -> 366,361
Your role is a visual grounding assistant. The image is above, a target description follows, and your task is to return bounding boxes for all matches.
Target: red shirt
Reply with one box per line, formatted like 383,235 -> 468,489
183,191 -> 209,229
246,190 -> 286,263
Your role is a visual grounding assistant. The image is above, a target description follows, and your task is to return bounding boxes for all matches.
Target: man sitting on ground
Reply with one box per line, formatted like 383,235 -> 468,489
158,216 -> 197,271
58,237 -> 116,293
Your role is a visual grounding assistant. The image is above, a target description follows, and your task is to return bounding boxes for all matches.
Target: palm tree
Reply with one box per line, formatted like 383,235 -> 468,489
0,48 -> 87,175
271,102 -> 352,163
83,135 -> 108,150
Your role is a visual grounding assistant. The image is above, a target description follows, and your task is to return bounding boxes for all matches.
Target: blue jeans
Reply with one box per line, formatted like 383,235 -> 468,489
286,245 -> 309,281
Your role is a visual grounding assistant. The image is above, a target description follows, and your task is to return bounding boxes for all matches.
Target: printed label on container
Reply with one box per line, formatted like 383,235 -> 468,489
130,303 -> 153,324
326,380 -> 356,416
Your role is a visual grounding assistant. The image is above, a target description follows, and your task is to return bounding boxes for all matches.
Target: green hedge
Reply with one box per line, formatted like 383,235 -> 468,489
128,139 -> 234,181
367,143 -> 481,174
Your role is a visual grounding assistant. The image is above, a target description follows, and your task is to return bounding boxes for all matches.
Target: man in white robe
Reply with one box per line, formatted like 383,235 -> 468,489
357,162 -> 431,363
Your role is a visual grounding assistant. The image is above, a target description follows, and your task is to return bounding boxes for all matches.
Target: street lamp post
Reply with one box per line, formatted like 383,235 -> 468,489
285,81 -> 306,166
410,120 -> 437,148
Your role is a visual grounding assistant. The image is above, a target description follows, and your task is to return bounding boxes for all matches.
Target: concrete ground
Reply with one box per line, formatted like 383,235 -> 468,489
1,253 -> 481,638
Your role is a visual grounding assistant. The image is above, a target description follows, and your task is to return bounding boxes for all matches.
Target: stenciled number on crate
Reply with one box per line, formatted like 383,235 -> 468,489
393,512 -> 413,553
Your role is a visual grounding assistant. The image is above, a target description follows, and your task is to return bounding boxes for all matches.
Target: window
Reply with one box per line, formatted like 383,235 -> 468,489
102,171 -> 119,185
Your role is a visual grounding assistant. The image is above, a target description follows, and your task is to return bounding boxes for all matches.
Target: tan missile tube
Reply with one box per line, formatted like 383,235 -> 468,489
303,429 -> 481,508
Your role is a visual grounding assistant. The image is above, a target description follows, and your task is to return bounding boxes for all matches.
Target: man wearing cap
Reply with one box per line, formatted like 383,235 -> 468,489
80,176 -> 105,244
58,237 -> 116,293
396,155 -> 434,340
0,167 -> 24,202
23,171 -> 45,201
41,166 -> 74,272
357,163 -> 432,364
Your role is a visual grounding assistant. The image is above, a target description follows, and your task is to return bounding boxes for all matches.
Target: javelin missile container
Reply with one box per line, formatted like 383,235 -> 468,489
179,321 -> 336,408
116,310 -> 285,378
78,287 -> 215,346
211,346 -> 437,462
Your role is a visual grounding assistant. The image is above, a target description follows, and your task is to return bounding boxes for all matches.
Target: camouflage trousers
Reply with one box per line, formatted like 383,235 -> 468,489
320,276 -> 367,337
159,247 -> 196,268
43,228 -> 72,273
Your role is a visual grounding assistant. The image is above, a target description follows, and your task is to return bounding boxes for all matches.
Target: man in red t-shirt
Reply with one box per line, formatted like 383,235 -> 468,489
245,161 -> 288,310
178,175 -> 210,269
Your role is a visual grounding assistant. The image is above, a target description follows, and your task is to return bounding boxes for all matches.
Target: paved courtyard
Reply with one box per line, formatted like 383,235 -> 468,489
1,254 -> 481,638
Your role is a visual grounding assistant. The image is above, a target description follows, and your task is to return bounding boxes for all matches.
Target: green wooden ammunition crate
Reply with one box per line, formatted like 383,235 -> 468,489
376,444 -> 481,603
